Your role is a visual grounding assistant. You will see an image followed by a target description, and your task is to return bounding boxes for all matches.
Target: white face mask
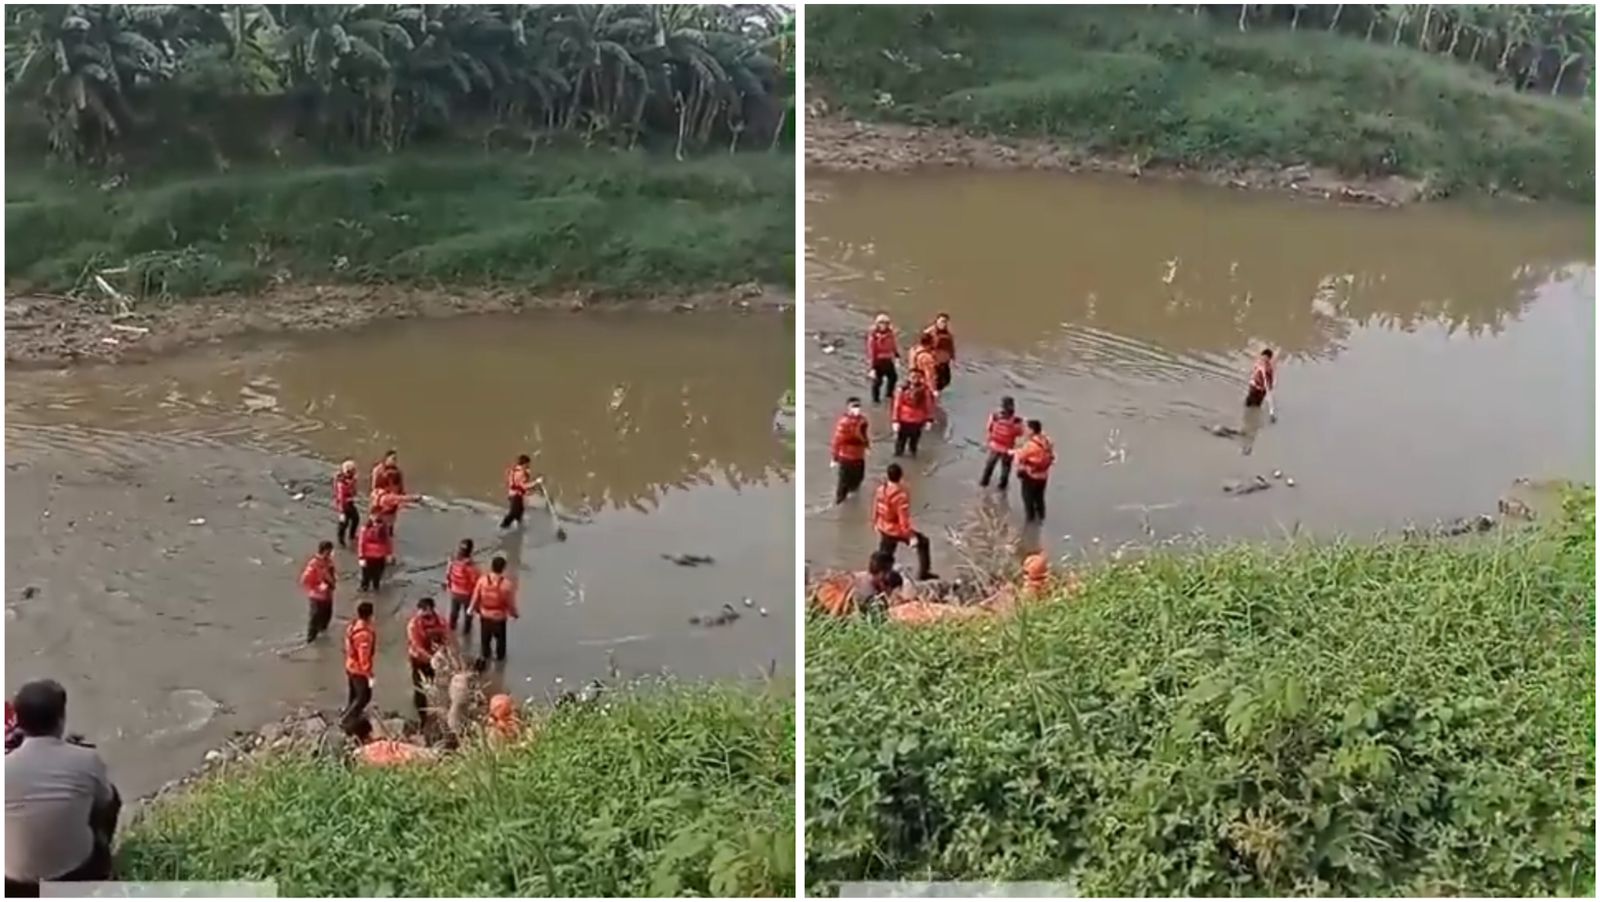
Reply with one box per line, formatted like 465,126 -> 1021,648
847,406 -> 862,417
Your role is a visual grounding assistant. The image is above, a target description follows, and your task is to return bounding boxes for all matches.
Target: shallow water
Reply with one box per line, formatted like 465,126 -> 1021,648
6,310 -> 793,795
806,170 -> 1594,570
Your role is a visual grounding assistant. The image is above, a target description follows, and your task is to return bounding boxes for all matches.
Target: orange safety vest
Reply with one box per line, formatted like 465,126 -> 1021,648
506,463 -> 531,497
893,385 -> 933,426
300,555 -> 335,602
474,573 -> 517,621
358,522 -> 391,560
371,462 -> 405,495
867,327 -> 898,363
345,619 -> 376,678
333,471 -> 358,510
909,347 -> 938,387
406,611 -> 448,663
923,325 -> 956,365
873,481 -> 913,539
446,558 -> 479,598
986,412 -> 1024,453
1022,553 -> 1049,596
1250,359 -> 1275,393
1016,434 -> 1056,479
830,414 -> 870,462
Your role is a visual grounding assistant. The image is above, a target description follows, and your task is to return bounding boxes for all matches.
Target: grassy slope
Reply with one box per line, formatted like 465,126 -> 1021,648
119,686 -> 794,897
806,490 -> 1596,895
810,6 -> 1595,201
5,149 -> 794,301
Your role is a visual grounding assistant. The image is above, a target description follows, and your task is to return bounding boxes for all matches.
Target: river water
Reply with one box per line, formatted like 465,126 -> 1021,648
6,309 -> 793,796
806,171 -> 1594,570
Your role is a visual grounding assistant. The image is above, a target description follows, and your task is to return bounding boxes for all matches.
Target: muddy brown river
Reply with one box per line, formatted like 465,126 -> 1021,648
806,171 -> 1594,571
6,310 -> 793,797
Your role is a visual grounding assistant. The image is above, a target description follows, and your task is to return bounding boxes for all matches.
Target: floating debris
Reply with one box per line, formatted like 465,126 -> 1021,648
661,553 -> 715,567
1223,476 -> 1272,496
189,517 -> 207,526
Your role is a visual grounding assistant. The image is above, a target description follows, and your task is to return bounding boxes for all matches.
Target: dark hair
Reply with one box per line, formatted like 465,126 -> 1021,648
845,396 -> 861,406
350,716 -> 373,742
1000,396 -> 1015,411
491,555 -> 508,574
1261,348 -> 1274,359
417,596 -> 435,611
868,551 -> 895,574
457,538 -> 474,558
317,540 -> 334,555
886,463 -> 904,482
517,454 -> 531,465
14,679 -> 67,737
935,312 -> 950,321
356,601 -> 374,619
384,450 -> 397,459
1027,419 -> 1043,433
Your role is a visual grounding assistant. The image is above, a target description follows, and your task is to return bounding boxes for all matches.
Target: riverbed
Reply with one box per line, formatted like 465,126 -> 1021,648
6,309 -> 794,797
805,170 -> 1594,570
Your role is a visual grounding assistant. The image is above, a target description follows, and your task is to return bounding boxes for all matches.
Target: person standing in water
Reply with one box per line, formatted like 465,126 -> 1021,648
874,463 -> 935,580
1014,420 -> 1056,523
299,540 -> 337,642
470,555 -> 519,665
357,517 -> 391,592
891,368 -> 936,457
341,601 -> 377,735
501,454 -> 544,530
922,313 -> 957,392
907,332 -> 940,400
866,313 -> 900,404
980,396 -> 1025,492
371,450 -> 405,495
333,460 -> 360,548
1241,347 -> 1277,456
445,539 -> 480,635
831,397 -> 871,504
406,597 -> 450,721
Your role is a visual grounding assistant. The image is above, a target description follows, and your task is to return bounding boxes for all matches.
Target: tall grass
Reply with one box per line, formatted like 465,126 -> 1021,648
120,685 -> 794,897
5,149 -> 794,301
805,489 -> 1596,895
810,6 -> 1595,201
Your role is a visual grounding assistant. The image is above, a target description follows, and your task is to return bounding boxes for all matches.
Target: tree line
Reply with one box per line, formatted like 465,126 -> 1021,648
5,4 -> 795,166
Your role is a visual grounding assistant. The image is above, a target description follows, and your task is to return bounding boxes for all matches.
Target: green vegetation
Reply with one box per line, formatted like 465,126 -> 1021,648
810,6 -> 1595,201
121,686 -> 794,897
806,489 -> 1596,895
5,149 -> 793,300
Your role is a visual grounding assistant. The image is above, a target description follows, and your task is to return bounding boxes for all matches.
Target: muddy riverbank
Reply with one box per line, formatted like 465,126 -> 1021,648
4,281 -> 789,368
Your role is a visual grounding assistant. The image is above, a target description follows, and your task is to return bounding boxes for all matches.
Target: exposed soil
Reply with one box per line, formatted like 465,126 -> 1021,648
805,113 -> 1429,207
4,281 -> 790,368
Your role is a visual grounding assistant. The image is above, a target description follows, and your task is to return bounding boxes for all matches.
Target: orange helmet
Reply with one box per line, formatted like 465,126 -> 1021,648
1022,554 -> 1049,581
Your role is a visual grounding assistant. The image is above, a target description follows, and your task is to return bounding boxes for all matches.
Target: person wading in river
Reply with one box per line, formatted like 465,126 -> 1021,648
406,597 -> 450,722
922,313 -> 957,392
333,460 -> 360,548
1241,347 -> 1277,456
891,368 -> 936,458
300,540 -> 337,642
357,517 -> 392,592
371,450 -> 406,495
866,313 -> 900,404
470,555 -> 519,666
874,463 -> 935,580
341,601 -> 377,735
1015,420 -> 1056,523
500,455 -> 545,530
908,333 -> 940,402
445,539 -> 480,636
831,397 -> 871,504
979,396 -> 1025,492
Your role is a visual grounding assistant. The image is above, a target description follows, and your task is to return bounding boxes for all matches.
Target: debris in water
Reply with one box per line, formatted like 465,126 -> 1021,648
20,586 -> 37,601
291,492 -> 305,501
1286,478 -> 1296,487
1205,423 -> 1246,439
1223,476 -> 1273,495
1162,258 -> 1179,285
661,553 -> 715,567
189,517 -> 207,526
758,607 -> 769,617
742,597 -> 753,608
689,603 -> 741,627
1272,470 -> 1283,479
164,495 -> 175,503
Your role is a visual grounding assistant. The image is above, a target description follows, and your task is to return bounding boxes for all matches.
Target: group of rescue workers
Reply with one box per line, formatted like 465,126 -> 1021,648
831,311 -> 1278,590
297,451 -> 546,736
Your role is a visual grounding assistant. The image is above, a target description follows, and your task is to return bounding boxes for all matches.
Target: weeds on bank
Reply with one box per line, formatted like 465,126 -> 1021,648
805,487 -> 1596,895
120,686 -> 795,897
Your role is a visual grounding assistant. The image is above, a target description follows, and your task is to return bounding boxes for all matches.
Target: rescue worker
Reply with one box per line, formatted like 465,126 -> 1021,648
1022,553 -> 1049,597
866,313 -> 899,404
470,555 -> 519,665
300,540 -> 337,642
1015,419 -> 1056,523
357,518 -> 391,592
907,332 -> 940,400
444,539 -> 480,635
830,397 -> 871,504
1246,347 -> 1277,420
406,597 -> 450,720
333,460 -> 360,548
486,693 -> 521,745
501,454 -> 544,530
979,396 -> 1025,491
923,313 -> 956,391
341,601 -> 377,736
891,368 -> 936,458
874,463 -> 935,580
371,450 -> 406,495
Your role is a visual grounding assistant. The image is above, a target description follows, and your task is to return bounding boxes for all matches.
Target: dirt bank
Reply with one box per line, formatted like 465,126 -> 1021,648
805,113 -> 1428,207
4,281 -> 791,368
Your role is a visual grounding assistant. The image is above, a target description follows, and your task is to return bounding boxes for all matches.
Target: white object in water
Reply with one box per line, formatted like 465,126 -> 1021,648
742,597 -> 753,608
189,517 -> 207,526
1273,470 -> 1283,479
1286,478 -> 1296,487
758,607 -> 769,617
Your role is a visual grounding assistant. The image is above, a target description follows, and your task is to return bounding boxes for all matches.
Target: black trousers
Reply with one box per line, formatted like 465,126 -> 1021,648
501,494 -> 526,529
410,659 -> 436,717
1019,474 -> 1048,522
893,422 -> 925,457
878,530 -> 933,580
306,599 -> 334,642
479,618 -> 508,662
935,362 -> 952,391
834,460 -> 866,503
450,593 -> 473,634
359,557 -> 386,592
980,450 -> 1013,490
337,502 -> 359,546
341,674 -> 372,735
870,359 -> 898,404
3,789 -> 119,894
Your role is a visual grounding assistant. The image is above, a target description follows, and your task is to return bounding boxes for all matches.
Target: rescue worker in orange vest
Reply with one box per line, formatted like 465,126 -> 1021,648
500,454 -> 545,530
406,597 -> 450,720
341,601 -> 377,735
866,313 -> 900,404
1014,419 -> 1056,523
923,313 -> 956,391
486,693 -> 521,745
874,463 -> 935,580
907,333 -> 940,401
891,368 -> 936,458
470,555 -> 519,665
444,538 -> 481,636
831,397 -> 871,504
334,460 -> 360,548
979,396 -> 1025,492
1021,553 -> 1049,597
300,540 -> 337,642
357,517 -> 392,592
371,450 -> 406,495
1246,347 -> 1277,419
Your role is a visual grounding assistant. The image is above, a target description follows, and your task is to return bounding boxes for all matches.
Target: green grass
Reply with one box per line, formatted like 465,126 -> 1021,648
805,488 -> 1596,895
810,6 -> 1595,201
5,148 -> 794,301
120,685 -> 794,897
